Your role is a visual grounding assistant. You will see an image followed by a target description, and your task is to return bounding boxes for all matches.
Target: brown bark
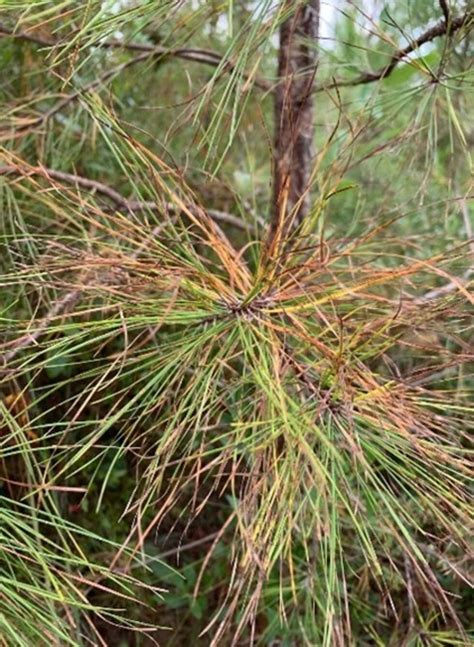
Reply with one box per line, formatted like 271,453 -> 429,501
270,0 -> 320,241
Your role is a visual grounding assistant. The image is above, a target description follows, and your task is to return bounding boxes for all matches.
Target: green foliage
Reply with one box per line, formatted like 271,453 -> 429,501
0,496 -> 165,644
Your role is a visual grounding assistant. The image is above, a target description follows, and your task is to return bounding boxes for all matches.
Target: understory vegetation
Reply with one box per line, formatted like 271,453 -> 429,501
0,1 -> 472,645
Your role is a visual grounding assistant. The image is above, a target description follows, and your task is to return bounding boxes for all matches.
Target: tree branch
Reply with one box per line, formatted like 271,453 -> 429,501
316,9 -> 473,93
438,0 -> 450,24
2,8 -> 469,143
1,49 -> 177,136
0,290 -> 82,369
0,22 -> 271,91
0,161 -> 264,368
0,164 -> 261,232
414,269 -> 473,303
1,9 -> 470,104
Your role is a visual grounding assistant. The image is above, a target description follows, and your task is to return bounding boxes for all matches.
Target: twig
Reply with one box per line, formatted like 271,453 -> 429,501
267,6 -> 471,242
0,163 -> 261,369
156,530 -> 222,561
0,221 -> 162,372
438,0 -> 450,24
315,10 -> 473,93
0,290 -> 82,369
1,45 -> 266,138
3,49 -> 169,135
414,199 -> 473,303
0,22 -> 271,92
1,10 -> 470,104
415,269 -> 472,303
2,9 -> 469,143
0,164 -> 261,231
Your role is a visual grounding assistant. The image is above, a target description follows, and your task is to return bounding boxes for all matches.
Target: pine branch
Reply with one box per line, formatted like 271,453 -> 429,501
0,218 -> 169,371
316,9 -> 473,93
0,290 -> 82,369
1,49 -> 178,136
2,8 -> 469,142
2,9 -> 470,105
0,22 -> 271,91
438,0 -> 450,24
0,164 -> 261,231
0,162 -> 262,368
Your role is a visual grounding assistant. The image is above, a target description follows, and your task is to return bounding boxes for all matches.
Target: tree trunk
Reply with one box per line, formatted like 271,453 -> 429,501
270,0 -> 320,244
